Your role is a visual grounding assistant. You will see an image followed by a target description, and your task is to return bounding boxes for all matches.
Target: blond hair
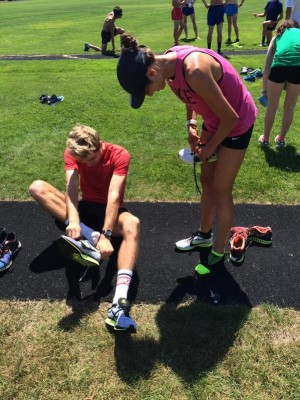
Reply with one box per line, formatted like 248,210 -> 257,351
67,125 -> 101,159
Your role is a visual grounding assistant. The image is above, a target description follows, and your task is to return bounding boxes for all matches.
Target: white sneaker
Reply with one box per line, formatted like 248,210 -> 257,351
175,231 -> 213,251
178,148 -> 217,164
58,235 -> 101,267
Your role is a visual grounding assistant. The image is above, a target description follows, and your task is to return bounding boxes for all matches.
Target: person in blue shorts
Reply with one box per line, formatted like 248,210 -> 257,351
225,0 -> 245,44
202,0 -> 225,54
253,0 -> 283,46
182,0 -> 200,39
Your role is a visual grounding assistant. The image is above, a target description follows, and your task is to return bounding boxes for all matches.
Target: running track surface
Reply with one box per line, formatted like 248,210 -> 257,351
0,201 -> 299,310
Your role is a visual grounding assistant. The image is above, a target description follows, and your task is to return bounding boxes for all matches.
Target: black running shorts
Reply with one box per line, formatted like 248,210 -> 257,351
78,201 -> 128,231
202,124 -> 254,150
269,66 -> 300,84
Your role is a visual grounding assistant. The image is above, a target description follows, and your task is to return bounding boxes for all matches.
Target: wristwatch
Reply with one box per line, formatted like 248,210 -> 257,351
101,229 -> 112,239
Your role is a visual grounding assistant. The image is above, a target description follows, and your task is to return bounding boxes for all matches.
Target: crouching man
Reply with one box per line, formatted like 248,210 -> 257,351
29,124 -> 140,333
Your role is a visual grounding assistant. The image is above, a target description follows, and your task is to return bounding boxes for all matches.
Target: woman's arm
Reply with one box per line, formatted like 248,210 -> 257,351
184,53 -> 238,161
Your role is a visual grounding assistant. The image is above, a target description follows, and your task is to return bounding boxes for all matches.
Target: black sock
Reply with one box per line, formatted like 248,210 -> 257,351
199,229 -> 212,238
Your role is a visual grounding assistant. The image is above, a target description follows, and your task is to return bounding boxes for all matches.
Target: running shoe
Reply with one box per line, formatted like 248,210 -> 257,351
194,251 -> 225,276
230,226 -> 272,246
105,298 -> 137,333
178,148 -> 217,164
58,235 -> 101,268
275,135 -> 286,148
258,135 -> 270,147
0,232 -> 21,272
244,75 -> 255,82
229,231 -> 247,266
84,42 -> 90,52
175,231 -> 213,252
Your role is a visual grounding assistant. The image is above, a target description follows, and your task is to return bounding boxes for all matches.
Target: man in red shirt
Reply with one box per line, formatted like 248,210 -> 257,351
29,125 -> 139,333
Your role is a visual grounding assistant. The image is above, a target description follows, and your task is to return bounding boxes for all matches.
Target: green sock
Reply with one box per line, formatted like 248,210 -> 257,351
195,250 -> 224,275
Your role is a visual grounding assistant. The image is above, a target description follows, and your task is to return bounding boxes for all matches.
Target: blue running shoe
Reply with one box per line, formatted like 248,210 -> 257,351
105,298 -> 137,333
244,75 -> 255,82
84,42 -> 90,52
0,232 -> 21,272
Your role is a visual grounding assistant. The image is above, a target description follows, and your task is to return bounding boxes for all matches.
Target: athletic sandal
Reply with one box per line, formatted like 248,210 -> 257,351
258,95 -> 268,107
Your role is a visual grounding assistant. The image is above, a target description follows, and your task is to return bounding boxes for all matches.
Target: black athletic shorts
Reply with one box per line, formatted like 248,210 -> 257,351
101,29 -> 118,45
202,123 -> 253,150
78,200 -> 128,232
269,66 -> 300,84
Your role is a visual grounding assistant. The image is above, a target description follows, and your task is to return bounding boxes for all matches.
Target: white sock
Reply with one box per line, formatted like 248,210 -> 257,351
113,269 -> 133,305
65,219 -> 100,246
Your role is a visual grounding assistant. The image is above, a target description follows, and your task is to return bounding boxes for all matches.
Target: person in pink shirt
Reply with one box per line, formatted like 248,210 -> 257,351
117,32 -> 257,277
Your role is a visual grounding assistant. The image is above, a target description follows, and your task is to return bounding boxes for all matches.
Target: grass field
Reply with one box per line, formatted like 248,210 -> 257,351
0,1 -> 300,399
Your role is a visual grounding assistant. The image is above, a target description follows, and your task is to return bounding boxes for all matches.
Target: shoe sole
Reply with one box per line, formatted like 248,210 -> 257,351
57,237 -> 99,268
175,242 -> 213,252
230,252 -> 245,266
105,318 -> 136,333
249,237 -> 272,246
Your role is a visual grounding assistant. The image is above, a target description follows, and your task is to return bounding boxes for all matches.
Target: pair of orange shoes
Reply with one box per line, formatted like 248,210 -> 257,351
229,226 -> 272,266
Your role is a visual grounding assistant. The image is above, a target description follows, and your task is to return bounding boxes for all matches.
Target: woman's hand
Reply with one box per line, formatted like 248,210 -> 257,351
188,125 -> 200,152
196,143 -> 216,163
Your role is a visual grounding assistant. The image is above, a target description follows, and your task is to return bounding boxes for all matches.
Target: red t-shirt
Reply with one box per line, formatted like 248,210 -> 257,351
64,142 -> 130,207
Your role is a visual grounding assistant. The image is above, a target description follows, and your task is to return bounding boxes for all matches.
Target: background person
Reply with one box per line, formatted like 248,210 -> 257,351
172,0 -> 186,45
84,6 -> 124,55
116,33 -> 257,277
29,125 -> 140,333
202,0 -> 225,54
182,0 -> 200,40
253,0 -> 283,47
258,19 -> 300,148
285,0 -> 300,23
225,0 -> 245,44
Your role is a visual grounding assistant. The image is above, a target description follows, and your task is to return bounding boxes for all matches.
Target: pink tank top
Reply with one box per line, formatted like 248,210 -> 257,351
166,46 -> 257,136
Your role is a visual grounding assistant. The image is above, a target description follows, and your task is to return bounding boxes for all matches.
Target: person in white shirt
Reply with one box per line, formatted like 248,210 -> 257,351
285,0 -> 300,23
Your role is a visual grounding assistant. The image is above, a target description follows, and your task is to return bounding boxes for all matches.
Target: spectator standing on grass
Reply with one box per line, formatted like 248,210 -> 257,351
258,19 -> 300,148
172,0 -> 186,45
201,0 -> 225,54
84,6 -> 124,55
182,0 -> 200,40
116,33 -> 257,276
225,0 -> 245,44
253,0 -> 283,47
29,125 -> 139,333
285,0 -> 300,23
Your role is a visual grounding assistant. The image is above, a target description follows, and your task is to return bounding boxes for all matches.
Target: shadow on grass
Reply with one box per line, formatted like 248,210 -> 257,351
261,145 -> 300,172
113,248 -> 251,384
113,301 -> 250,384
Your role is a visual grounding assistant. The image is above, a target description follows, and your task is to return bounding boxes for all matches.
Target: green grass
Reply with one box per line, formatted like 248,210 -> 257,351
0,1 -> 300,399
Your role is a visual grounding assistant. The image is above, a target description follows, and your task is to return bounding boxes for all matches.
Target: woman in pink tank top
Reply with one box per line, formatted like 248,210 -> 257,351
117,32 -> 258,276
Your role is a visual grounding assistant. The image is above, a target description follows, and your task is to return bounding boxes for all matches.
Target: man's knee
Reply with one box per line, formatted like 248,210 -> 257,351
28,179 -> 47,199
123,215 -> 140,238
